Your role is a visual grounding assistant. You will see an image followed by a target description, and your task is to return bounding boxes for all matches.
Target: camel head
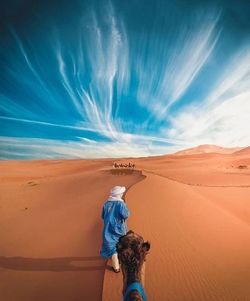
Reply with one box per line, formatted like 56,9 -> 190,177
117,230 -> 150,264
117,230 -> 150,299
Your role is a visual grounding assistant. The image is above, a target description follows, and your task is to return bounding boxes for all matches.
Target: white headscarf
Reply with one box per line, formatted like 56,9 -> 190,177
109,186 -> 126,201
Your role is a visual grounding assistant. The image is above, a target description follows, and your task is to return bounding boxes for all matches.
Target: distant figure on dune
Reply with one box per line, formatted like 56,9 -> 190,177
100,186 -> 130,273
112,162 -> 136,169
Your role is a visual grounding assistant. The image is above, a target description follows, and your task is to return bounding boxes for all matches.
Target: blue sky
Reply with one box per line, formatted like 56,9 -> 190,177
0,0 -> 250,159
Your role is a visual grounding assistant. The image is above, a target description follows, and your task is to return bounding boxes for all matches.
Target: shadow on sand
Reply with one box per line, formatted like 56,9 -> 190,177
0,256 -> 105,272
110,169 -> 141,176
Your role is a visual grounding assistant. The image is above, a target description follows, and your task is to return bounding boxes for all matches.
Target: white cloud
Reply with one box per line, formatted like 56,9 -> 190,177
136,10 -> 221,119
0,136 -> 181,160
203,46 -> 250,108
166,44 -> 250,148
71,1 -> 129,140
0,116 -> 186,147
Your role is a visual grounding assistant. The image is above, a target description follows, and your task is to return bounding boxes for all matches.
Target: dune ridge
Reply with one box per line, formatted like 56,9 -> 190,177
234,146 -> 250,156
174,144 -> 244,156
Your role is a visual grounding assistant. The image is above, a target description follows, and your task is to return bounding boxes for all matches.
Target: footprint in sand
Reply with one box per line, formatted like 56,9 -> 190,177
21,207 -> 29,211
27,181 -> 38,186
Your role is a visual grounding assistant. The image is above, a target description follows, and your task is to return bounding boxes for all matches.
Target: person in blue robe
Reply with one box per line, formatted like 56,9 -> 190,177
100,185 -> 130,273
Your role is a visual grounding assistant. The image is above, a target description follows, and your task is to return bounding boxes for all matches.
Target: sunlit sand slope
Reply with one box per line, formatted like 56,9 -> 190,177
126,172 -> 250,301
0,160 -> 144,301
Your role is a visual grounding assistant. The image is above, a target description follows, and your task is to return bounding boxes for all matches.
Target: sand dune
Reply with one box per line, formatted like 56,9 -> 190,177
127,172 -> 250,301
234,146 -> 250,156
1,149 -> 250,300
0,160 -> 144,301
135,152 -> 250,187
174,144 -> 243,155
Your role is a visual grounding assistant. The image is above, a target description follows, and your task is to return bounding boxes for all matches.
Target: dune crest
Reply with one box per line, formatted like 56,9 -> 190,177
174,144 -> 243,155
233,146 -> 250,156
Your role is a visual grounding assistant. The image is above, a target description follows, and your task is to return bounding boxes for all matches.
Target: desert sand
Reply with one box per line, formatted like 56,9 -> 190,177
1,145 -> 250,300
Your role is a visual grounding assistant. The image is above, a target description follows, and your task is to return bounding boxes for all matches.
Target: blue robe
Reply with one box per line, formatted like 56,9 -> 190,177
100,198 -> 130,258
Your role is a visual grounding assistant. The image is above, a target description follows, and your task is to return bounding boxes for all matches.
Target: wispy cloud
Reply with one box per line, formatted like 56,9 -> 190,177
0,115 -> 187,145
7,26 -> 62,114
51,0 -> 130,141
203,46 -> 250,108
167,46 -> 250,147
135,10 -> 221,118
0,136 -> 181,160
0,116 -> 95,132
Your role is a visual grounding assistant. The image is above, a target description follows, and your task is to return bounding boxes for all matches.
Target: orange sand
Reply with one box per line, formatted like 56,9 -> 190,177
1,147 -> 250,300
0,159 -> 144,301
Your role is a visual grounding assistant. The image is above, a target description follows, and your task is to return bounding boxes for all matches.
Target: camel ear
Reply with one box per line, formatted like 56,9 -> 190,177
142,241 -> 150,252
